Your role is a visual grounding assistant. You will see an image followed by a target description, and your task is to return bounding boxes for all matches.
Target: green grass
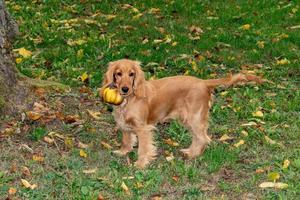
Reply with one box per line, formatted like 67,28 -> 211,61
1,0 -> 299,199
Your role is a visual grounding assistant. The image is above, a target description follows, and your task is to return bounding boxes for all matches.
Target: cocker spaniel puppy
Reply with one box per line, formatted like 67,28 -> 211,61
101,59 -> 262,169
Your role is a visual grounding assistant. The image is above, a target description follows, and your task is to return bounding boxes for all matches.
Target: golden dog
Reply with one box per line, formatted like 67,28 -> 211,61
101,59 -> 262,168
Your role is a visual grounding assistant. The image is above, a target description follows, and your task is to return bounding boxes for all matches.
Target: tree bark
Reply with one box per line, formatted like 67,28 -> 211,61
0,0 -> 29,116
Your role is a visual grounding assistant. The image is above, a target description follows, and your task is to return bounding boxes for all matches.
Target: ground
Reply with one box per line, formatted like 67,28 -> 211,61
0,0 -> 300,199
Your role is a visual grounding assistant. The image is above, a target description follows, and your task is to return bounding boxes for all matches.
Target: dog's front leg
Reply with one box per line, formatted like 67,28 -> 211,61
113,131 -> 136,156
134,126 -> 157,169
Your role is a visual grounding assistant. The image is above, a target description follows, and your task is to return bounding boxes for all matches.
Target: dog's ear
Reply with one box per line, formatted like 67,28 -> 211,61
100,62 -> 116,97
102,61 -> 116,87
133,61 -> 146,98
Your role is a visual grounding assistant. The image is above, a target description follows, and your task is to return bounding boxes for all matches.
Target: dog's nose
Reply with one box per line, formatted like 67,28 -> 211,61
121,87 -> 129,93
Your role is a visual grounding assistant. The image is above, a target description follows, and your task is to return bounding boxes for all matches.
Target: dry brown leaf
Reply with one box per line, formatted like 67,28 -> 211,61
8,187 -> 17,195
121,181 -> 130,195
26,111 -> 42,121
43,136 -> 54,144
219,134 -> 234,141
259,182 -> 288,189
21,179 -> 37,189
21,166 -> 31,177
101,141 -> 113,149
32,155 -> 44,162
83,168 -> 97,174
164,138 -> 179,147
87,109 -> 101,120
78,141 -> 89,149
233,140 -> 245,147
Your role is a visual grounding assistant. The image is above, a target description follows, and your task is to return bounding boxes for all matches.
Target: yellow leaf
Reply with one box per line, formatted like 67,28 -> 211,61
241,24 -> 251,30
184,70 -> 190,75
101,141 -> 113,149
191,61 -> 198,72
77,49 -> 84,59
8,187 -> 17,195
148,8 -> 160,14
87,109 -> 101,120
64,137 -> 74,148
79,72 -> 89,82
121,181 -> 130,195
265,136 -> 277,145
220,91 -> 228,96
14,48 -> 32,58
26,111 -> 42,121
83,168 -> 97,174
135,182 -> 143,189
79,149 -> 88,158
268,172 -> 280,181
43,136 -> 54,144
16,57 -> 23,64
67,39 -> 86,46
13,4 -> 21,11
106,14 -> 117,20
241,130 -> 248,136
32,155 -> 44,162
234,140 -> 245,147
276,58 -> 290,65
164,138 -> 179,147
257,41 -> 265,48
133,13 -> 143,20
165,153 -> 174,162
282,159 -> 290,169
219,134 -> 234,141
259,182 -> 288,189
21,179 -> 37,190
252,110 -> 264,117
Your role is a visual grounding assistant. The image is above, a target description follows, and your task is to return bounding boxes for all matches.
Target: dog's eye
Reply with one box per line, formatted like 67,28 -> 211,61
116,72 -> 122,76
129,72 -> 135,77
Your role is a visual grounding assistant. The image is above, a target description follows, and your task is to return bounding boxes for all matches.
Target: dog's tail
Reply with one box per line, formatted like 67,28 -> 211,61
204,73 -> 263,88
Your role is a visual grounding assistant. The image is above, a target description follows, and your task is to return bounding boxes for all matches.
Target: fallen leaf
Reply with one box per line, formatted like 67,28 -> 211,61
276,58 -> 290,65
101,141 -> 113,149
219,134 -> 234,142
79,72 -> 89,83
241,24 -> 251,30
77,49 -> 84,59
268,172 -> 280,181
64,137 -> 74,148
26,111 -> 42,121
282,159 -> 290,169
256,168 -> 265,174
8,187 -> 17,195
43,136 -> 54,144
241,121 -> 257,126
105,14 -> 117,20
21,166 -> 31,177
135,182 -> 143,189
67,39 -> 87,46
87,109 -> 101,120
252,110 -> 264,117
65,115 -> 80,123
83,168 -> 97,174
234,140 -> 245,147
259,182 -> 288,189
241,130 -> 248,136
165,154 -> 174,162
16,57 -> 23,64
121,181 -> 130,195
264,136 -> 277,145
97,193 -> 105,200
78,141 -> 89,149
257,41 -> 265,48
14,48 -> 32,58
148,8 -> 160,14
21,179 -> 37,189
122,176 -> 135,180
32,155 -> 44,162
164,138 -> 179,147
172,176 -> 179,182
79,149 -> 88,158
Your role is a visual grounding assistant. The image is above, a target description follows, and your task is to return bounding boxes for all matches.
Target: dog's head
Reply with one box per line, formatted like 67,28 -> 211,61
102,59 -> 146,98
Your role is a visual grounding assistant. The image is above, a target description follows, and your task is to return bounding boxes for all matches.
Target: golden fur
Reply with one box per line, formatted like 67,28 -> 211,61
101,59 -> 263,168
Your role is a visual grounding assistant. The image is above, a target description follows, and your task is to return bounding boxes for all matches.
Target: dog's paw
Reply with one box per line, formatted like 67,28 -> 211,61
134,159 -> 149,169
113,149 -> 129,156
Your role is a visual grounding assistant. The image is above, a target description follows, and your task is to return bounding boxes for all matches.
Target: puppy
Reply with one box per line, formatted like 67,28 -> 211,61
101,59 -> 262,168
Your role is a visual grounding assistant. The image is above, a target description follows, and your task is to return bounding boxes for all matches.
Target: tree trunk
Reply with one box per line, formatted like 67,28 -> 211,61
0,1 -> 29,116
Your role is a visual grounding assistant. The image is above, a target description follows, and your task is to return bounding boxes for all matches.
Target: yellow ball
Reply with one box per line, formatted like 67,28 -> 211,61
103,87 -> 123,105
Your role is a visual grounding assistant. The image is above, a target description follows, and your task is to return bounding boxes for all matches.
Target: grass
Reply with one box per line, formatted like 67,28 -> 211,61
1,0 -> 300,199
